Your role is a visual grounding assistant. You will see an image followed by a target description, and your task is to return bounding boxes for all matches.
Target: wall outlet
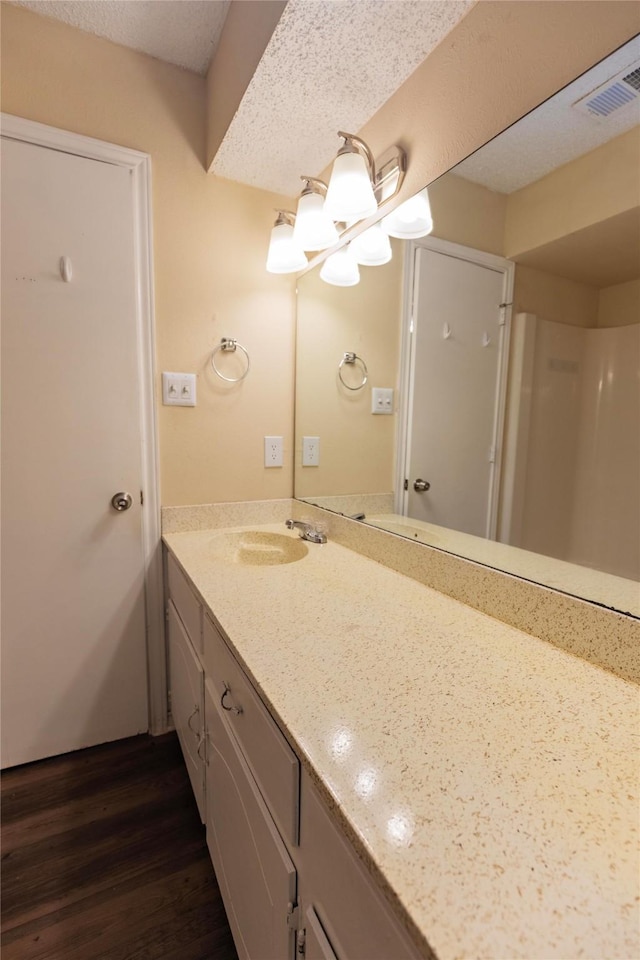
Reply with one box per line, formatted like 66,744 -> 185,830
264,436 -> 283,468
302,436 -> 320,466
162,372 -> 196,406
371,387 -> 393,415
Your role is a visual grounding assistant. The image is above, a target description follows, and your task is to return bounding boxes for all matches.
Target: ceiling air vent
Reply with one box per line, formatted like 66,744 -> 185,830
573,60 -> 640,119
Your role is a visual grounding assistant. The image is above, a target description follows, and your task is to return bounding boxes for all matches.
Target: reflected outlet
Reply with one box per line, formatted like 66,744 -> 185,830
302,436 -> 320,467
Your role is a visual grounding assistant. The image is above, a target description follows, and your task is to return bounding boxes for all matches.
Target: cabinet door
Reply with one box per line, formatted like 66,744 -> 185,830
205,679 -> 296,960
168,600 -> 205,821
167,552 -> 203,653
203,613 -> 300,846
297,770 -> 423,959
305,905 -> 340,960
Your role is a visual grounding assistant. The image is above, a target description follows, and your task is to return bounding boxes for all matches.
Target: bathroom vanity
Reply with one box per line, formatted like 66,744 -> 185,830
163,501 -> 639,960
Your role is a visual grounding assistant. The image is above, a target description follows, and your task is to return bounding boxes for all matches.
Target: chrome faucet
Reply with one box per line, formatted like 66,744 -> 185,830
285,519 -> 327,544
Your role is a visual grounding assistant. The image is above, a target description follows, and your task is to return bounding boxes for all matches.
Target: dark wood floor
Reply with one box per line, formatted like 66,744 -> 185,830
1,732 -> 238,960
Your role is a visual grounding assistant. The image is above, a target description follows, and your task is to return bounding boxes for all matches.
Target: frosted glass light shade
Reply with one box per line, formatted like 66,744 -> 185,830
324,152 -> 378,222
320,246 -> 360,287
293,192 -> 339,251
266,221 -> 308,274
350,224 -> 392,266
381,188 -> 433,239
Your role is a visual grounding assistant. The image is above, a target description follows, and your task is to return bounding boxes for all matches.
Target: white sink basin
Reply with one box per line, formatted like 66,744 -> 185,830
209,530 -> 309,566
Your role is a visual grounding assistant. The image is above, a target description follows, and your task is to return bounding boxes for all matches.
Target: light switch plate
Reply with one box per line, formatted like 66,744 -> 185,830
162,372 -> 196,406
371,387 -> 393,415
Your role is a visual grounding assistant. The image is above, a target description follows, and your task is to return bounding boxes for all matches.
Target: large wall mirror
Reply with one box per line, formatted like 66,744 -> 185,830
295,38 -> 640,617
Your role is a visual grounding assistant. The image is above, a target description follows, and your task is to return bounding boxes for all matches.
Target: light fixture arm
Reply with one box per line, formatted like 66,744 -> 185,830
337,131 -> 376,183
274,209 -> 296,227
300,176 -> 328,196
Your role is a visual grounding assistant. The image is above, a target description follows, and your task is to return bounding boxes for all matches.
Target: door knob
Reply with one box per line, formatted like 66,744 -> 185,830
111,492 -> 133,511
413,479 -> 431,492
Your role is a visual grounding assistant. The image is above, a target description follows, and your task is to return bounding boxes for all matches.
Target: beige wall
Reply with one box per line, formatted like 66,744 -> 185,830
505,128 -> 640,259
513,265 -> 599,329
1,3 -> 296,506
598,278 -> 640,328
430,174 -> 507,256
295,246 -> 403,498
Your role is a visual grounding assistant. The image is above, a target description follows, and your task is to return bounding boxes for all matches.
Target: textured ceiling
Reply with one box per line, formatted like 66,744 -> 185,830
455,36 -> 640,194
11,0 -> 230,75
211,0 -> 473,197
15,0 -> 634,202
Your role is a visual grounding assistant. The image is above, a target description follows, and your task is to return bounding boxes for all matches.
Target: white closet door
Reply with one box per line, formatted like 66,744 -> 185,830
405,246 -> 506,538
1,135 -> 149,766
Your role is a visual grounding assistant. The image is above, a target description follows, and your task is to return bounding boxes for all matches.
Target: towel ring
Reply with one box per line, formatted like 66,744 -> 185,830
211,338 -> 250,383
338,352 -> 368,391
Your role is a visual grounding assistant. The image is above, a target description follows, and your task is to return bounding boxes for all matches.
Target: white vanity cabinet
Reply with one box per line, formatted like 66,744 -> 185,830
166,599 -> 205,822
296,770 -> 422,960
204,678 -> 297,960
302,906 -> 340,960
203,612 -> 300,847
166,551 -> 203,653
164,544 -> 425,960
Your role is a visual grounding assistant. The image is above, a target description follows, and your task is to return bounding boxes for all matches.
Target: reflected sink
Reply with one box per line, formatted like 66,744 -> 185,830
209,531 -> 309,566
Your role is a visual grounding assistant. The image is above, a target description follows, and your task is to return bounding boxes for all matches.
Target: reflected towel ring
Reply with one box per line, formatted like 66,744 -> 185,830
338,352 -> 368,391
211,338 -> 250,383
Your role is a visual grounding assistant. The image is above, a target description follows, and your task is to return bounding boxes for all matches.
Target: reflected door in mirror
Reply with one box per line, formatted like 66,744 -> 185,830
404,244 -> 509,538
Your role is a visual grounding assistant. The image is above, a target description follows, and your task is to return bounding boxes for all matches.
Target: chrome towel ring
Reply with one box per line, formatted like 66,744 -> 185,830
338,352 -> 368,391
211,337 -> 250,383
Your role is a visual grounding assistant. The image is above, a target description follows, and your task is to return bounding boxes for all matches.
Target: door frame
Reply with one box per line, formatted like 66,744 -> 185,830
395,236 -> 515,538
1,113 -> 168,736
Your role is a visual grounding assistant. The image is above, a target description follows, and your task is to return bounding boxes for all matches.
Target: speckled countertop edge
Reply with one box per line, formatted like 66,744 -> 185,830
162,516 -> 640,960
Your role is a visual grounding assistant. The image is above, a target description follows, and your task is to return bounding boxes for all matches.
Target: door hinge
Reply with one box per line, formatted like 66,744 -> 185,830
498,301 -> 512,326
140,490 -> 144,505
165,605 -> 170,623
403,478 -> 409,491
286,901 -> 299,931
488,445 -> 497,464
296,928 -> 306,955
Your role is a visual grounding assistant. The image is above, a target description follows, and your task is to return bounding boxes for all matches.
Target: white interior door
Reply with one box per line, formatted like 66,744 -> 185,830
1,135 -> 149,767
404,244 -> 508,538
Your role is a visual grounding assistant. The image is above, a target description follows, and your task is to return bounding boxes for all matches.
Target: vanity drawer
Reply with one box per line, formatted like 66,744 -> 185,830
298,769 -> 423,959
203,613 -> 300,846
167,552 -> 203,654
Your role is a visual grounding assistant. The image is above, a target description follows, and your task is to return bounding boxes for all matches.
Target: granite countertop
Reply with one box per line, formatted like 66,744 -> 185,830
163,522 -> 639,960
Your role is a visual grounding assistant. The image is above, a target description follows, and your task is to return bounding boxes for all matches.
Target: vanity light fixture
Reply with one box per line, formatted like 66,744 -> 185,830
381,186 -> 433,239
265,133 -> 405,275
319,244 -> 360,287
293,178 -> 340,251
265,211 -> 308,274
324,132 -> 379,222
349,223 -> 392,266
